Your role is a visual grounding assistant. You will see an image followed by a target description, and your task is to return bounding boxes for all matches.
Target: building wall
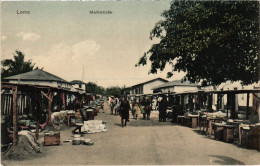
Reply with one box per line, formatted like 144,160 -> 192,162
143,80 -> 168,94
174,86 -> 198,93
130,80 -> 168,95
212,93 -> 253,107
72,83 -> 86,90
159,86 -> 198,93
130,85 -> 143,95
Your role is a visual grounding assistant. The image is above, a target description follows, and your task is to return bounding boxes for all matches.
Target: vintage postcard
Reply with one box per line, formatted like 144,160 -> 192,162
1,1 -> 260,165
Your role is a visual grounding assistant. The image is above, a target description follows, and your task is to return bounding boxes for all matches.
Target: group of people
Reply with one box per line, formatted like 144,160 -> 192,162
131,98 -> 152,120
109,96 -> 131,127
108,95 -> 168,128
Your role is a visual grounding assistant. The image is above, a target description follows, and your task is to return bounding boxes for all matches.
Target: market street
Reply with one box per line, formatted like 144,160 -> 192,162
2,102 -> 260,165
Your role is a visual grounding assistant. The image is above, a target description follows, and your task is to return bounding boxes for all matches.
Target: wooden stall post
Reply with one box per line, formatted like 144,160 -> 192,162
48,90 -> 53,126
230,93 -> 237,119
226,93 -> 229,118
35,92 -> 41,140
181,95 -> 184,110
12,86 -> 18,146
246,93 -> 250,120
36,119 -> 40,140
64,92 -> 67,110
208,93 -> 213,111
217,94 -> 220,111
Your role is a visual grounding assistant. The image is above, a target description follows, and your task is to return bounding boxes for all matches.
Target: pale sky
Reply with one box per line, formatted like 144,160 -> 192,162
1,1 -> 186,88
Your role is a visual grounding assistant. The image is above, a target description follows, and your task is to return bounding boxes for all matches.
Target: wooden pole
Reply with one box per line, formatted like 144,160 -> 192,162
35,92 -> 40,140
230,93 -> 236,119
6,95 -> 9,114
226,94 -> 229,118
246,93 -> 250,120
12,86 -> 18,146
64,92 -> 67,110
48,90 -> 53,126
36,119 -> 40,140
217,94 -> 219,111
57,91 -> 61,112
208,93 -> 212,111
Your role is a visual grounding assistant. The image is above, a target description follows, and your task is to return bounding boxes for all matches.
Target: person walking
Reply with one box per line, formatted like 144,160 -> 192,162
140,98 -> 146,120
159,95 -> 167,122
120,96 -> 130,127
145,97 -> 152,120
115,97 -> 120,115
132,98 -> 141,120
110,97 -> 115,114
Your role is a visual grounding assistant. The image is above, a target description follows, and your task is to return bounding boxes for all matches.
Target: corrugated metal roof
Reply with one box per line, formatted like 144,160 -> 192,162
130,77 -> 169,87
4,69 -> 69,83
152,80 -> 198,90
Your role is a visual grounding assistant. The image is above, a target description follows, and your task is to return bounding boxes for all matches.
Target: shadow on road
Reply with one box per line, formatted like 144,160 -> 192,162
191,129 -> 216,140
209,155 -> 245,165
124,117 -> 177,127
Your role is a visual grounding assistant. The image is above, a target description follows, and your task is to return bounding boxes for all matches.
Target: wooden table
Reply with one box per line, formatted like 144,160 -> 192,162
67,113 -> 75,127
177,115 -> 185,125
206,118 -> 223,137
199,116 -> 207,132
239,126 -> 250,145
212,123 -> 225,141
223,125 -> 235,143
188,115 -> 199,128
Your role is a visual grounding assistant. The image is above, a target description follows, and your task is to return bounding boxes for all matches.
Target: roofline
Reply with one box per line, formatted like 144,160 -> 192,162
3,69 -> 71,84
152,84 -> 199,90
5,78 -> 72,84
130,78 -> 169,88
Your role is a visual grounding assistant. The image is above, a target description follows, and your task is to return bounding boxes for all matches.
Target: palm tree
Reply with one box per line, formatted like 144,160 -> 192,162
1,50 -> 38,80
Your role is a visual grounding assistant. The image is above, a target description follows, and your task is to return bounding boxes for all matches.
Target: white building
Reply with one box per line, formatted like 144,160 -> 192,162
129,78 -> 169,95
70,80 -> 86,93
152,80 -> 199,94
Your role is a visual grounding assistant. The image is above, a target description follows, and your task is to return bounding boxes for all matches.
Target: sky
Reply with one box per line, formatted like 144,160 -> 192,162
1,1 -> 186,88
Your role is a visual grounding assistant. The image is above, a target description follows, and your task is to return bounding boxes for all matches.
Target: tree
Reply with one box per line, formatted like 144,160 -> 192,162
85,82 -> 105,95
105,86 -> 122,97
137,1 -> 259,86
1,50 -> 39,80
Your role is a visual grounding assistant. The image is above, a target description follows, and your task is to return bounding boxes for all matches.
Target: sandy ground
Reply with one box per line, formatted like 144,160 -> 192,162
2,102 -> 260,165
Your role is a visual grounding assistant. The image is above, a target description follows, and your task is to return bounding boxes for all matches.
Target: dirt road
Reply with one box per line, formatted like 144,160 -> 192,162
2,102 -> 260,165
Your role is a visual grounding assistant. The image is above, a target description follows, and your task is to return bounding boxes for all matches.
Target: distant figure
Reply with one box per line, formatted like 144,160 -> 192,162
120,96 -> 130,127
115,97 -> 120,115
132,99 -> 141,120
145,97 -> 152,120
110,97 -> 115,114
140,98 -> 146,120
159,95 -> 167,122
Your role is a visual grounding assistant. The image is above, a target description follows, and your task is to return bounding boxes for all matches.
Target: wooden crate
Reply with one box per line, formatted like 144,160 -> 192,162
87,111 -> 95,120
214,125 -> 224,141
223,126 -> 234,143
248,126 -> 260,151
248,136 -> 260,151
44,132 -> 60,146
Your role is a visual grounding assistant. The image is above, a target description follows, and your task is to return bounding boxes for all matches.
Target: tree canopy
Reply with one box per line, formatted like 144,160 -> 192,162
1,50 -> 39,80
137,1 -> 259,86
85,82 -> 105,95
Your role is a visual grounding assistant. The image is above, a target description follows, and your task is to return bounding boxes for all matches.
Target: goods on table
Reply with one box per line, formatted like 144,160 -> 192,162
81,120 -> 107,134
206,111 -> 226,118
